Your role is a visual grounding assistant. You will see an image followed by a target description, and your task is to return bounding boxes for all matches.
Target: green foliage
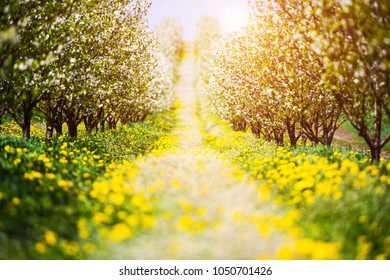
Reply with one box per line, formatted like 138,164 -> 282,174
0,0 -> 177,140
0,107 -> 176,259
202,105 -> 390,259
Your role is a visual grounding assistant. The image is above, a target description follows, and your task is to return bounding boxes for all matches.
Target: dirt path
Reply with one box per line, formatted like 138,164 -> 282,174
95,50 -> 286,259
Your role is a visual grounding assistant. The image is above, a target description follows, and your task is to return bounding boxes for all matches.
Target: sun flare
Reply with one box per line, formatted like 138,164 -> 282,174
219,6 -> 250,33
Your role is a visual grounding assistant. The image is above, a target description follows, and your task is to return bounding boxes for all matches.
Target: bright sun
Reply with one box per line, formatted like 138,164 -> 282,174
220,6 -> 250,33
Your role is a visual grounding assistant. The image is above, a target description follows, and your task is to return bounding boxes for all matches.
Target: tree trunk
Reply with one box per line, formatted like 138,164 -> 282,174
286,120 -> 299,147
301,134 -> 307,146
99,120 -> 105,132
84,118 -> 93,135
251,123 -> 261,138
372,98 -> 382,164
67,119 -> 78,138
139,112 -> 148,122
108,117 -> 117,130
22,123 -> 31,140
232,119 -> 247,132
370,145 -> 381,164
323,131 -> 335,146
22,108 -> 32,140
45,119 -> 54,142
273,129 -> 284,146
55,123 -> 63,137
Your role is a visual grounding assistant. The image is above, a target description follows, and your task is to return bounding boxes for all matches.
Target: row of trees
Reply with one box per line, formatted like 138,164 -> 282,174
0,0 -> 181,140
195,16 -> 222,85
155,17 -> 185,80
204,0 -> 389,162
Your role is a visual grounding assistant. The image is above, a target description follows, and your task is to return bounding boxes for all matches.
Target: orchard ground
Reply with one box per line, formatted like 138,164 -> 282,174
0,44 -> 389,260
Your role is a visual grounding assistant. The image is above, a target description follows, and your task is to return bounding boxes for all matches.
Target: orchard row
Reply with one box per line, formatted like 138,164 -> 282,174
197,0 -> 390,163
0,0 -> 183,140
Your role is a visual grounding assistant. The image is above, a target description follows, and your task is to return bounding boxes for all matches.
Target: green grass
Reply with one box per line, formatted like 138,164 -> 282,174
0,107 -> 177,259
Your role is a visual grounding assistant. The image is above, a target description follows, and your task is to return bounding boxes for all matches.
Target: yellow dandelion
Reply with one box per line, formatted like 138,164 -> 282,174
34,242 -> 47,254
142,215 -> 156,229
111,223 -> 133,242
4,145 -> 11,153
61,240 -> 80,256
196,207 -> 207,217
83,242 -> 95,254
276,245 -> 295,260
117,211 -> 127,220
333,191 -> 343,200
12,197 -> 21,205
46,173 -> 56,180
109,192 -> 125,206
92,212 -> 108,225
177,215 -> 195,231
125,214 -> 140,227
44,230 -> 58,246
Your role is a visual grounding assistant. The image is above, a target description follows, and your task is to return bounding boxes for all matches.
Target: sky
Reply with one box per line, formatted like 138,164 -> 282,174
147,0 -> 252,40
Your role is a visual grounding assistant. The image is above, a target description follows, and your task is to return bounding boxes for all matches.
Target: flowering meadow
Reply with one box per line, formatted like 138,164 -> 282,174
0,107 -> 177,259
1,0 -> 390,260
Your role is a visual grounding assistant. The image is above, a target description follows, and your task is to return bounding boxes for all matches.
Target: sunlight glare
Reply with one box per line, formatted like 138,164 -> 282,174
220,5 -> 250,33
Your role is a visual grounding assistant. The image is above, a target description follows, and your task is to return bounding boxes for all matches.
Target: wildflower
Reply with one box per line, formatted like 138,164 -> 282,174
58,179 -> 70,187
142,215 -> 156,229
147,186 -> 156,193
111,223 -> 133,242
126,214 -> 140,227
23,171 -> 43,180
357,171 -> 367,180
177,199 -> 193,212
44,230 -> 58,246
356,236 -> 372,260
196,207 -> 207,216
294,238 -> 341,260
131,194 -> 147,208
12,197 -> 21,205
4,145 -> 11,153
34,242 -> 47,254
294,177 -> 315,191
375,254 -> 386,260
83,242 -> 95,254
177,215 -> 195,231
61,240 -> 80,256
117,211 -> 127,220
78,224 -> 90,240
332,190 -> 343,200
370,168 -> 379,176
46,173 -> 56,180
358,215 -> 368,224
104,205 -> 115,216
92,212 -> 108,225
13,158 -> 21,166
276,246 -> 295,260
109,192 -> 125,206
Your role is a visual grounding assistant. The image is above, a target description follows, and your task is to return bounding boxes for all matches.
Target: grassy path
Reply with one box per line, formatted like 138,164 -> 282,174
94,50 -> 287,259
